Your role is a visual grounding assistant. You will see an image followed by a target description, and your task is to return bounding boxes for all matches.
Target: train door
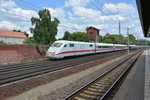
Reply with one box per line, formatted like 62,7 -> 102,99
74,43 -> 80,55
69,43 -> 75,56
94,43 -> 96,53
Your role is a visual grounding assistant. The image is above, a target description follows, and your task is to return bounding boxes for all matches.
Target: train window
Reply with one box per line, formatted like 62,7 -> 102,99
69,44 -> 74,47
96,46 -> 101,48
90,44 -> 93,47
51,43 -> 62,47
64,44 -> 67,47
101,46 -> 112,48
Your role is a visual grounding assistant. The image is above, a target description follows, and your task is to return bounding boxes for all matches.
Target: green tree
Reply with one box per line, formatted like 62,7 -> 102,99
62,31 -> 71,40
99,35 -> 103,42
101,33 -> 127,44
127,34 -> 136,44
102,33 -> 114,43
69,32 -> 86,41
30,9 -> 60,44
0,41 -> 6,45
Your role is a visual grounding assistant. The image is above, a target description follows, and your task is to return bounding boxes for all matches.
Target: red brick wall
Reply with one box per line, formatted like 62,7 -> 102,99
86,28 -> 97,42
0,45 -> 45,64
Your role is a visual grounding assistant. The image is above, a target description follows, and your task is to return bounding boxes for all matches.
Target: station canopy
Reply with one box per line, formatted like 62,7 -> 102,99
136,0 -> 150,37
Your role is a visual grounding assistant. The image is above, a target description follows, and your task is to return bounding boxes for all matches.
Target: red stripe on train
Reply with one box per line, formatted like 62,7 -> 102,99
47,48 -> 125,56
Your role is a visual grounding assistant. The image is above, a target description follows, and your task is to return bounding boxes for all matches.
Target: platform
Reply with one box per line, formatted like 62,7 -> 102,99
113,50 -> 150,100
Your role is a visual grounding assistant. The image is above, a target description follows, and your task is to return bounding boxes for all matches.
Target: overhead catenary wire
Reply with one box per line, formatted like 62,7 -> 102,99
15,0 -> 84,31
0,10 -> 81,31
97,0 -> 133,30
18,0 -> 115,30
19,0 -> 41,10
89,0 -> 116,26
17,0 -> 123,33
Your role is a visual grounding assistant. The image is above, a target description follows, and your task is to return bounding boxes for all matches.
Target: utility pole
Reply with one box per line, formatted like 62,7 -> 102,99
127,27 -> 129,54
119,20 -> 121,36
137,35 -> 139,51
119,20 -> 121,44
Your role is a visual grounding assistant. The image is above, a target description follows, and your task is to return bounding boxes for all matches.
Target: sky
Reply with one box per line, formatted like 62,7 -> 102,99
0,0 -> 149,40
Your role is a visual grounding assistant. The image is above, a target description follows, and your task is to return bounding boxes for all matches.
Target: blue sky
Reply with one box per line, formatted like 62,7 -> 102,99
0,0 -> 148,40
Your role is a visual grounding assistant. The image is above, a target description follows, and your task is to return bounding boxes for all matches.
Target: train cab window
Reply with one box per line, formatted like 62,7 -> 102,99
90,44 -> 93,47
64,44 -> 67,47
69,44 -> 74,47
51,43 -> 62,47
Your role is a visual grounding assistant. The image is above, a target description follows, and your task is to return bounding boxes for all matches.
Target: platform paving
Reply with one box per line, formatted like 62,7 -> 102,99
113,50 -> 148,100
145,50 -> 150,100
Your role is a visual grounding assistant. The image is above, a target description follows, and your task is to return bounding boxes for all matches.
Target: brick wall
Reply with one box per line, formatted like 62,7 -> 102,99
86,27 -> 99,42
0,45 -> 45,64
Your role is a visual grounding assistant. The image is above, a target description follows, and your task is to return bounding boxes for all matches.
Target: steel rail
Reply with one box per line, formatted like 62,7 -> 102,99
63,51 -> 142,100
0,50 -> 136,86
0,50 -> 128,74
0,51 -> 125,85
99,51 -> 142,100
0,50 -> 135,73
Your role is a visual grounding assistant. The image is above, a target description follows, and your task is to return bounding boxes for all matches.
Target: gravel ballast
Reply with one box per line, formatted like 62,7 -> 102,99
0,52 -> 132,100
5,53 -> 131,100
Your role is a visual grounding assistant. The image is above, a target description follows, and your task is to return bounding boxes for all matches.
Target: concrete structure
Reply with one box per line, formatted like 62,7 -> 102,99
0,30 -> 27,44
113,50 -> 150,100
136,0 -> 150,37
86,26 -> 99,42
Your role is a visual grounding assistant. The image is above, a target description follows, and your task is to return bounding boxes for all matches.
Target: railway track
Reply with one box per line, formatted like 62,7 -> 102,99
0,50 -> 137,86
63,51 -> 142,100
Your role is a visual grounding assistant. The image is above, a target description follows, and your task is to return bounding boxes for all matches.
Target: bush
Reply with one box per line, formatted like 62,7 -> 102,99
0,41 -> 6,45
36,44 -> 48,55
23,38 -> 36,45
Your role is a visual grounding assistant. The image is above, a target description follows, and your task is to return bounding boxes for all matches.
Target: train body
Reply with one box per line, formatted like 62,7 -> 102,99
46,40 -> 128,59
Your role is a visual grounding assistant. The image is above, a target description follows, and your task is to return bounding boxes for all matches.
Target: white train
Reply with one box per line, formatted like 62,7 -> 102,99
46,40 -> 128,59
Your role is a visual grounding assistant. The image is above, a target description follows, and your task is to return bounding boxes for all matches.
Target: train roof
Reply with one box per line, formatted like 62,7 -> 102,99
55,40 -> 127,46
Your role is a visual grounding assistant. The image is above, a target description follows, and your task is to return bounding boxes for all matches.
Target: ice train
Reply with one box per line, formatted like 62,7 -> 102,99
46,40 -> 131,59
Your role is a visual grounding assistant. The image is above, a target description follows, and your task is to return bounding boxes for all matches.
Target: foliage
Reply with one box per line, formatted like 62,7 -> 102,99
30,9 -> 60,44
69,32 -> 86,41
62,31 -> 71,40
0,41 -> 6,45
23,38 -> 36,45
100,33 -> 125,44
24,32 -> 29,38
36,44 -> 46,54
61,31 -> 86,42
13,29 -> 21,32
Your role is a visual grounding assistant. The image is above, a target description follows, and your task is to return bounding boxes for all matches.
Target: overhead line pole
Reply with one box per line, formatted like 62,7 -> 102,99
127,27 -> 130,54
119,20 -> 121,44
119,20 -> 121,36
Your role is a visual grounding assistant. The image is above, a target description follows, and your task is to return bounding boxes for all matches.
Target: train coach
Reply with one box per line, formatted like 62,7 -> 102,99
46,40 -> 127,59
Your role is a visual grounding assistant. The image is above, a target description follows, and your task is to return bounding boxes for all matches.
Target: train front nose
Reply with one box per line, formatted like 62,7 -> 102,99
46,52 -> 56,58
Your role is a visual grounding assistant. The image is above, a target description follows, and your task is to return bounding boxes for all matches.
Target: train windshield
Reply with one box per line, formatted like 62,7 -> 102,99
50,43 -> 62,47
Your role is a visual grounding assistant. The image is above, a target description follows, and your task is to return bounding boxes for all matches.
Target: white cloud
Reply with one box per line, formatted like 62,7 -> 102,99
0,0 -> 15,11
73,7 -> 101,18
46,8 -> 66,22
64,0 -> 91,7
103,3 -> 136,16
0,0 -> 145,40
0,21 -> 20,30
0,0 -> 38,36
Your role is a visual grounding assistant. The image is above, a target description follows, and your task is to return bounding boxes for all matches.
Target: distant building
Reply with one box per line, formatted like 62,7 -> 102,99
86,26 -> 99,42
0,30 -> 27,44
